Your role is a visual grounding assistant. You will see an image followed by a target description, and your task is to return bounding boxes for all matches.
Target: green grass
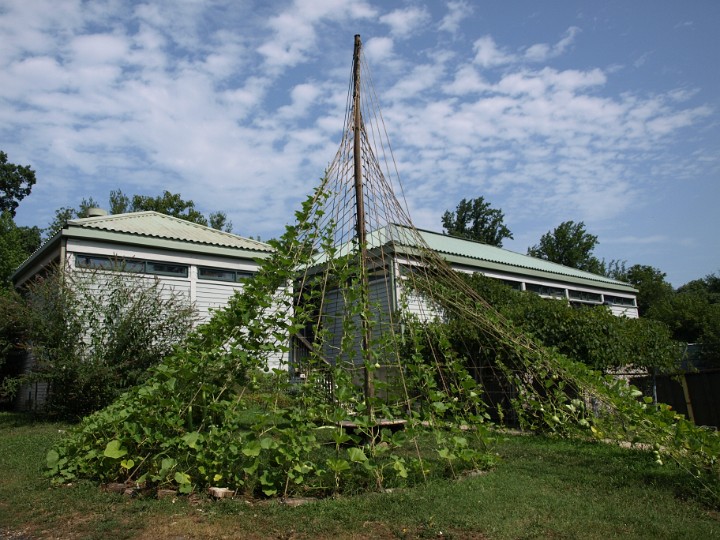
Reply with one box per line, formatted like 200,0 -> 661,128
1,412 -> 718,539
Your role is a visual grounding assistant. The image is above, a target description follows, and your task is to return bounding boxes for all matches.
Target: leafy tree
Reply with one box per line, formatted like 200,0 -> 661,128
0,212 -> 42,286
441,197 -> 513,247
44,197 -> 102,239
677,273 -> 720,305
127,190 -> 208,225
209,210 -> 233,233
48,190 -> 234,236
608,263 -> 674,316
0,151 -> 36,217
528,221 -> 604,274
648,272 -> 720,364
108,189 -> 130,214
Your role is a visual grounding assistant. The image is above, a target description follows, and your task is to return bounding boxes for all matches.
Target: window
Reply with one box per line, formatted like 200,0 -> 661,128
525,283 -> 566,298
198,267 -> 254,282
367,268 -> 389,282
501,279 -> 522,290
146,261 -> 188,278
604,295 -> 636,307
75,254 -> 188,278
75,254 -> 143,273
568,290 -> 602,303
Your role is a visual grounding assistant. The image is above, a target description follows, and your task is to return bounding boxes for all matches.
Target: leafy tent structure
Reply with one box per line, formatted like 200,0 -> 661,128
49,36 -> 719,499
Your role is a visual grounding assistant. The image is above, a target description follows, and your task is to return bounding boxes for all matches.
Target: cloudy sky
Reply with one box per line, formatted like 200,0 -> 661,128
2,0 -> 718,286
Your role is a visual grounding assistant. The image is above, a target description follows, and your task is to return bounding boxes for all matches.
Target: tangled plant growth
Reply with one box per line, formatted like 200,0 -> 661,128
46,190 -> 497,497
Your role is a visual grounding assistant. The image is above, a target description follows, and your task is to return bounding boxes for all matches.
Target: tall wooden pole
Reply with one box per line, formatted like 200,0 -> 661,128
352,34 -> 375,418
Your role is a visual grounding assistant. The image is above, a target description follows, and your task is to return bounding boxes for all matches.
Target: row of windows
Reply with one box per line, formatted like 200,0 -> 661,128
75,254 -> 253,283
398,264 -> 636,307
75,254 -> 189,277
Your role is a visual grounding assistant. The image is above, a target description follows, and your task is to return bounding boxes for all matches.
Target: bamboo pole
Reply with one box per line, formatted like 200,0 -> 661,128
352,34 -> 375,418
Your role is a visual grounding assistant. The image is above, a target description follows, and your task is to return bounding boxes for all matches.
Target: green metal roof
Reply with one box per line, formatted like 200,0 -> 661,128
379,225 -> 636,293
12,211 -> 273,285
66,211 -> 273,252
310,224 -> 635,293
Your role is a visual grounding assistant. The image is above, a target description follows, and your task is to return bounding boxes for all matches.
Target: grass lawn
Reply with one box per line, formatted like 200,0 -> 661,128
0,412 -> 718,539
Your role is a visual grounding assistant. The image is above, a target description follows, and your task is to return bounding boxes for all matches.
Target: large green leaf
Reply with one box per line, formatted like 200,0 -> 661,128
103,439 -> 127,460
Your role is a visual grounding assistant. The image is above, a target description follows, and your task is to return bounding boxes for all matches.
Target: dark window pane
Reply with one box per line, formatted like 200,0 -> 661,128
199,267 -> 236,282
146,261 -> 188,277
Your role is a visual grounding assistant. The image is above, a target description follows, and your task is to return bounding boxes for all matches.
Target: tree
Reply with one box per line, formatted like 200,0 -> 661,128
209,211 -> 233,233
441,197 -> 513,247
609,264 -> 674,316
0,151 -> 40,286
127,190 -> 208,225
0,213 -> 42,285
46,190 -> 235,238
44,197 -> 102,239
0,151 -> 36,217
109,189 -> 130,214
528,221 -> 604,274
649,272 -> 720,364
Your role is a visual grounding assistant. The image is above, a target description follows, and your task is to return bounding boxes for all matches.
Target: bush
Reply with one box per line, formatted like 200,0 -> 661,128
3,266 -> 197,420
456,274 -> 682,373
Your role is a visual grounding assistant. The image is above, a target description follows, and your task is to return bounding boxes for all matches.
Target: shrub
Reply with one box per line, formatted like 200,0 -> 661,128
4,266 -> 197,420
460,274 -> 682,374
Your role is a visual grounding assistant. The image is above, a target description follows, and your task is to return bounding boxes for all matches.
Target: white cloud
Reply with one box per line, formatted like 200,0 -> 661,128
439,1 -> 472,35
473,35 -> 515,67
443,65 -> 487,95
365,37 -> 395,64
278,82 -> 323,119
380,6 -> 430,37
258,0 -> 376,70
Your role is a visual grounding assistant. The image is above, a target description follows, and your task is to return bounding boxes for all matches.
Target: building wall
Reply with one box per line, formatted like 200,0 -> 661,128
12,237 -> 281,411
65,238 -> 260,324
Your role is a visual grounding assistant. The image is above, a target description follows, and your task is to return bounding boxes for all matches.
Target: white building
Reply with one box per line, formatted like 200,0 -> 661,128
10,210 -> 274,410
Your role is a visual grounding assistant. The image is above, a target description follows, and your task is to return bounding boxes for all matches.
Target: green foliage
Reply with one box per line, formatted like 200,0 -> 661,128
5,267 -> 196,419
648,274 -> 720,364
209,211 -> 233,233
42,183 -> 718,505
124,190 -> 209,226
609,263 -> 674,316
0,211 -> 41,285
43,186 -> 497,498
46,189 -> 234,240
0,151 -> 36,217
441,196 -> 513,247
461,274 -> 681,372
44,197 -> 102,239
528,220 -> 604,274
0,287 -> 25,372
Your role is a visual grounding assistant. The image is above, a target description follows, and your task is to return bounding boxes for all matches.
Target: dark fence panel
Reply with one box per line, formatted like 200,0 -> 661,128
631,371 -> 720,428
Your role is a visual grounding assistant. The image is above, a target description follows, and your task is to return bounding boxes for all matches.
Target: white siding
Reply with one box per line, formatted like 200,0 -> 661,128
196,280 -> 245,321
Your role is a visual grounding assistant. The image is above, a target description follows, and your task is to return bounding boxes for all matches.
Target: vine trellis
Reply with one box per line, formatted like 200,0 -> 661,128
47,36 -> 719,501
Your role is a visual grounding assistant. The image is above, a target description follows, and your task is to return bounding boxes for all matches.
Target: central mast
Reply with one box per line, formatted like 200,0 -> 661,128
352,34 -> 375,417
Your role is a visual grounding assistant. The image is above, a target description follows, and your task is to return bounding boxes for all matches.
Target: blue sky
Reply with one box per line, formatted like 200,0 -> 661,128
1,0 -> 718,287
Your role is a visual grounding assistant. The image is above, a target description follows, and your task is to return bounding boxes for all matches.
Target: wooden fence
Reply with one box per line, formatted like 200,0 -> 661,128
630,370 -> 720,428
